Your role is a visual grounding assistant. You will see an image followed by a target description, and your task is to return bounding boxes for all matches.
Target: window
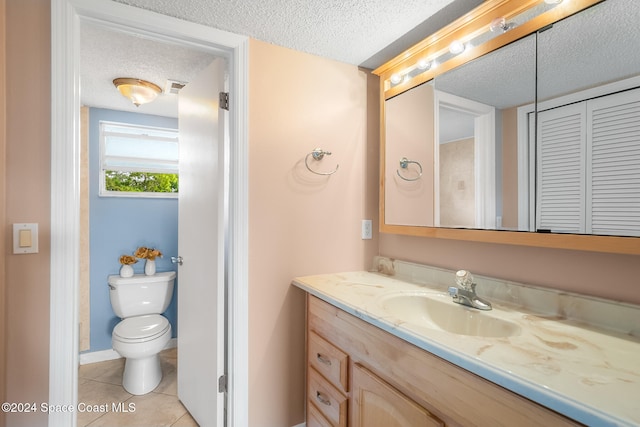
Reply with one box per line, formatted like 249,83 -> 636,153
99,121 -> 179,197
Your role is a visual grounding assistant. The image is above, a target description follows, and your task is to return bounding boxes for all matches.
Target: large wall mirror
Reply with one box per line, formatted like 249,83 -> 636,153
375,0 -> 640,254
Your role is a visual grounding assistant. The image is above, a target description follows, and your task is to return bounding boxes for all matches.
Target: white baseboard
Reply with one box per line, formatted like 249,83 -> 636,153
79,338 -> 177,365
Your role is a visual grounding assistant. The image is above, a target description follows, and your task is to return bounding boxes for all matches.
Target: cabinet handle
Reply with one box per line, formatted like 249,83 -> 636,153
316,353 -> 332,366
316,391 -> 331,406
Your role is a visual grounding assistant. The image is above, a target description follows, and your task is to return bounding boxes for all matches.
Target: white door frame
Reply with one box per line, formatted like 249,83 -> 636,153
434,90 -> 496,228
50,1 -> 249,426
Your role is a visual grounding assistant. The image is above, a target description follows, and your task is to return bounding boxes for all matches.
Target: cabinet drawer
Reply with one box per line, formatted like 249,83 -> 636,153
309,331 -> 349,392
308,367 -> 348,427
307,400 -> 333,427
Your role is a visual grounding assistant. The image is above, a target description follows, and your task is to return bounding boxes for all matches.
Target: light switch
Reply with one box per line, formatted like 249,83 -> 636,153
19,229 -> 32,247
13,223 -> 38,254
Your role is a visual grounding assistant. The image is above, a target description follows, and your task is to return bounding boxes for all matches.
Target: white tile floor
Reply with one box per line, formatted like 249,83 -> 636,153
78,348 -> 198,427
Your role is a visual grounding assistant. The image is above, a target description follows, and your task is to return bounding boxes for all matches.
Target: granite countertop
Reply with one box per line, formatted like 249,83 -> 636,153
292,262 -> 640,427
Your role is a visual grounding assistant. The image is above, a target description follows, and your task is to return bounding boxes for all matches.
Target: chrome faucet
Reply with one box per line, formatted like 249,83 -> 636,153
447,270 -> 492,311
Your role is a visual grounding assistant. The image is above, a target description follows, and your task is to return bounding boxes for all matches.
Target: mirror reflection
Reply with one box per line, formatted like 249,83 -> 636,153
383,0 -> 640,237
535,0 -> 640,237
385,82 -> 435,227
435,34 -> 536,231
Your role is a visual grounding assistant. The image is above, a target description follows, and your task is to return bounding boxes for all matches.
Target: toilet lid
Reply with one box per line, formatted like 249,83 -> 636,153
113,314 -> 170,342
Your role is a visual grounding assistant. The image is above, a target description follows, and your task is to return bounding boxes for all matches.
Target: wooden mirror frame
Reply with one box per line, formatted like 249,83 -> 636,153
373,0 -> 640,255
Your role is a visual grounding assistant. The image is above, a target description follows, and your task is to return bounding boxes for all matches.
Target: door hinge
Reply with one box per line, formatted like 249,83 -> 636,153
218,374 -> 227,393
219,92 -> 229,111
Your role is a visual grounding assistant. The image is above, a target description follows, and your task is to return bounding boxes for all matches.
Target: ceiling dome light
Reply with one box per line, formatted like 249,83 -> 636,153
113,78 -> 162,107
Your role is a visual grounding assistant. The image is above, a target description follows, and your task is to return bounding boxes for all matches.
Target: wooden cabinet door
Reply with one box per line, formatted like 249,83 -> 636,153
352,364 -> 444,427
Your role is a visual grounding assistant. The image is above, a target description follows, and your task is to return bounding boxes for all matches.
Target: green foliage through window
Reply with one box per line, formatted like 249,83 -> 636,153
105,171 -> 179,193
100,121 -> 179,197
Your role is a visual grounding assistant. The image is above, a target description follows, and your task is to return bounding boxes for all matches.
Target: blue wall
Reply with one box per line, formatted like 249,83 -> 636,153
86,108 -> 179,353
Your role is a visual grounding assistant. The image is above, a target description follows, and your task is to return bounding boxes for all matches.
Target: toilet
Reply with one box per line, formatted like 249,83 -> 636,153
108,271 -> 176,395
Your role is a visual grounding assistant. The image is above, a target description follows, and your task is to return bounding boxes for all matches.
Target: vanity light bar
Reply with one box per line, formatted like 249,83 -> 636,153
375,0 -> 584,97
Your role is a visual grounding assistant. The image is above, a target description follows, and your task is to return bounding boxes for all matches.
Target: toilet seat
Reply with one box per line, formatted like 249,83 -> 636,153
113,314 -> 170,343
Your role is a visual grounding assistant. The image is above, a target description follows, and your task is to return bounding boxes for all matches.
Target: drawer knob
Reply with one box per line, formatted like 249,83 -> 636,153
316,353 -> 332,366
316,391 -> 332,406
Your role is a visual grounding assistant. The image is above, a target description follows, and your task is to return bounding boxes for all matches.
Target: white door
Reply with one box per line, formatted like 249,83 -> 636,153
177,57 -> 227,427
536,102 -> 586,234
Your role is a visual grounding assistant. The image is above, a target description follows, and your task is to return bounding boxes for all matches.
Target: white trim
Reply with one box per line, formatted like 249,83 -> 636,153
516,104 -> 532,231
79,349 -> 121,366
50,2 -> 249,427
79,338 -> 177,365
433,90 -> 441,227
537,74 -> 640,113
474,111 -> 496,229
50,3 -> 81,427
435,90 -> 496,228
227,34 -> 250,427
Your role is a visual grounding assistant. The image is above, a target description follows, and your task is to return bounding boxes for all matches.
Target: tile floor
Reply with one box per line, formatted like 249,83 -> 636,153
78,348 -> 198,427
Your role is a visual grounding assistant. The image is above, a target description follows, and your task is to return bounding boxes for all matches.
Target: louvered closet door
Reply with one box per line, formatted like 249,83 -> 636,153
536,103 -> 587,233
587,88 -> 640,236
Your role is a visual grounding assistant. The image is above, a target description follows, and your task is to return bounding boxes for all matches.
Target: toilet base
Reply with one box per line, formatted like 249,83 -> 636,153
122,354 -> 162,395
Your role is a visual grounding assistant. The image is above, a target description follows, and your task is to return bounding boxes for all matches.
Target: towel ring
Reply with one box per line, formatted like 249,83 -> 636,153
396,157 -> 423,181
305,148 -> 339,176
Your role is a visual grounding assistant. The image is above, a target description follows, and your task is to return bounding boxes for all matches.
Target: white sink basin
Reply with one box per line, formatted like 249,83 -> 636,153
377,291 -> 521,338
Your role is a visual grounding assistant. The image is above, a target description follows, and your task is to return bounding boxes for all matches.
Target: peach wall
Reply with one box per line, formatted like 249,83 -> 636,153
380,234 -> 640,305
248,39 -> 379,426
385,83 -> 434,226
439,137 -> 474,228
0,0 -> 7,422
5,5 -> 637,427
3,1 -> 51,427
501,106 -> 519,229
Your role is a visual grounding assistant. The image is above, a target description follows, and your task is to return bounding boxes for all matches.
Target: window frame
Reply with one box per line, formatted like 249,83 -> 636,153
99,120 -> 180,198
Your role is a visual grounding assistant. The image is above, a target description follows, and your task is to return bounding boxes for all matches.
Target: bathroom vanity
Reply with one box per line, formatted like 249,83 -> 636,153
293,258 -> 640,426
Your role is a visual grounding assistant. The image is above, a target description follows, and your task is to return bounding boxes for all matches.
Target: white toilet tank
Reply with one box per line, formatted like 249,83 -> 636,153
108,271 -> 176,318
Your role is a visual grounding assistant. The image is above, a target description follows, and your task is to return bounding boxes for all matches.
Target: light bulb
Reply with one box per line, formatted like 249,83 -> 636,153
390,74 -> 402,85
490,17 -> 507,33
544,0 -> 562,4
417,59 -> 431,70
449,40 -> 465,55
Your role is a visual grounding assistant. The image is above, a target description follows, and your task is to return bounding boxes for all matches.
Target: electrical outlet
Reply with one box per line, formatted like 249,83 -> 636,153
361,219 -> 373,240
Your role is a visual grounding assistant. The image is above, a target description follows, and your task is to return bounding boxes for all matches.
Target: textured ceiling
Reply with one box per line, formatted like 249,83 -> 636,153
82,0 -> 635,119
434,0 -> 639,110
80,22 -> 217,117
80,0 -> 484,117
111,0 -> 464,66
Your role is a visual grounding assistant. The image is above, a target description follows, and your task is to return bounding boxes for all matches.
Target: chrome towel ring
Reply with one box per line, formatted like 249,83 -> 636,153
305,148 -> 339,176
397,157 -> 423,181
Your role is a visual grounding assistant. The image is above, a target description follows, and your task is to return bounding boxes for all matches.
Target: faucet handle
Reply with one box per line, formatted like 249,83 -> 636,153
455,270 -> 474,290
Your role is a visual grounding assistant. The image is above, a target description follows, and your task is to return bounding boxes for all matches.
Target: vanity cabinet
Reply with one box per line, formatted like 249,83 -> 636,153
352,363 -> 443,427
307,331 -> 349,426
306,294 -> 582,427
